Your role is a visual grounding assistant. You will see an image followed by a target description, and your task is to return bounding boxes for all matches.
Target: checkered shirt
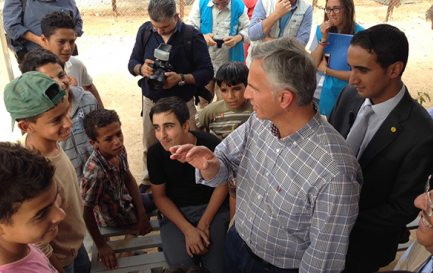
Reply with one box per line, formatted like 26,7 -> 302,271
81,148 -> 137,227
198,112 -> 362,273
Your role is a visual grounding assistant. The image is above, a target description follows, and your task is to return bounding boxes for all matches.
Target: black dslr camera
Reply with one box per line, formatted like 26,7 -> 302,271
148,43 -> 173,90
214,38 -> 224,48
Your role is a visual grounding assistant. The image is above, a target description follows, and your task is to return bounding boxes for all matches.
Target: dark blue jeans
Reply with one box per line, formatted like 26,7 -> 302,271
224,225 -> 299,273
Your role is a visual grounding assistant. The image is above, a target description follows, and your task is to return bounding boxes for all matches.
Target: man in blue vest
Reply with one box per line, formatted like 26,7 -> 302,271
188,0 -> 250,104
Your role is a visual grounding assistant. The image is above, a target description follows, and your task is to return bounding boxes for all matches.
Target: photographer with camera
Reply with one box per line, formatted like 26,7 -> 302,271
128,0 -> 214,189
188,0 -> 250,106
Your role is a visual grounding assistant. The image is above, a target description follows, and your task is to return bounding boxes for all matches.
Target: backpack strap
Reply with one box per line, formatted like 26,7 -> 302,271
181,24 -> 194,61
142,24 -> 153,48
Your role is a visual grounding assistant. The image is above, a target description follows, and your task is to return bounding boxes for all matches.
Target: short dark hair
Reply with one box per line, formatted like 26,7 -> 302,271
149,97 -> 189,125
0,142 -> 55,224
41,11 -> 76,38
350,24 -> 408,75
19,48 -> 64,73
148,0 -> 177,22
215,62 -> 249,87
83,109 -> 121,141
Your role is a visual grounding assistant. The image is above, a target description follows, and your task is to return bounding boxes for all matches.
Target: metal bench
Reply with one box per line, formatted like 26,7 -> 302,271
90,217 -> 167,273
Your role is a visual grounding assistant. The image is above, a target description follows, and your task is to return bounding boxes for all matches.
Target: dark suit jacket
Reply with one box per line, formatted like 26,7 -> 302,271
329,86 -> 433,271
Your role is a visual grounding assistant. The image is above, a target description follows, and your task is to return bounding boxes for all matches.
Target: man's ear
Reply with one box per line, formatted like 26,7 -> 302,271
182,120 -> 190,133
279,89 -> 295,109
17,120 -> 31,133
387,61 -> 404,79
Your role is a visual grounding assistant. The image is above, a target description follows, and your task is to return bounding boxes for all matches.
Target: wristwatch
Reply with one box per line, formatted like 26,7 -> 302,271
178,74 -> 186,86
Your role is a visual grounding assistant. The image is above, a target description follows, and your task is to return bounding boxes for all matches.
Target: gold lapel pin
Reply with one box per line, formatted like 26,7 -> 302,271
391,127 -> 397,133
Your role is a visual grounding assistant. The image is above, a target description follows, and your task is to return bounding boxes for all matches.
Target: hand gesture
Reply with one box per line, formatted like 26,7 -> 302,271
203,33 -> 217,46
184,226 -> 210,257
141,59 -> 154,78
98,243 -> 117,269
223,35 -> 242,49
274,0 -> 292,18
169,144 -> 216,170
319,20 -> 333,41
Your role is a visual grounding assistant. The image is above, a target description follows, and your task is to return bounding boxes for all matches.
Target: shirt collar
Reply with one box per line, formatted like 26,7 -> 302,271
269,110 -> 322,142
94,148 -> 126,172
151,19 -> 182,34
208,0 -> 232,10
363,84 -> 406,119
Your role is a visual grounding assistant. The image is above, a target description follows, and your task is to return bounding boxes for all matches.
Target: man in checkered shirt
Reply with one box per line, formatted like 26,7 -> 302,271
170,37 -> 362,273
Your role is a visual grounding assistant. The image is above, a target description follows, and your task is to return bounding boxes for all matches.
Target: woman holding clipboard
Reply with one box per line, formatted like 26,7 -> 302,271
309,0 -> 363,117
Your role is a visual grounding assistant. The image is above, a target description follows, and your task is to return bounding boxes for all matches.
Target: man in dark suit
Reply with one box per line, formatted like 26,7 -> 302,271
329,24 -> 433,273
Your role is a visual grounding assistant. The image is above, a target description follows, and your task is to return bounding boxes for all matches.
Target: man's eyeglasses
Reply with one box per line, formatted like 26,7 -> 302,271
425,174 -> 433,216
324,6 -> 342,14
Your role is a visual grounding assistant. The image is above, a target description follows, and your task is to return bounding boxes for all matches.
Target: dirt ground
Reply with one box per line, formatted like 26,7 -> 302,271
77,1 -> 433,182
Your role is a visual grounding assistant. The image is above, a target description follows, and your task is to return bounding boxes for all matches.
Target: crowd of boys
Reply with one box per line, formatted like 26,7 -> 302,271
1,0 -> 433,273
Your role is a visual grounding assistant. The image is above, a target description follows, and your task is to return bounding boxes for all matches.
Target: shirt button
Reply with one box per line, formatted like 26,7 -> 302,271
276,148 -> 280,153
257,194 -> 261,200
266,172 -> 269,176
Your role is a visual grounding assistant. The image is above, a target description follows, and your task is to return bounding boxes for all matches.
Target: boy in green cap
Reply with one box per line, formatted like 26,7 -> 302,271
4,71 -> 90,273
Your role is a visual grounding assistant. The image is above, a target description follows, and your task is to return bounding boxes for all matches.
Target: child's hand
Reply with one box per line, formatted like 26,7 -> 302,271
98,243 -> 117,269
196,220 -> 210,239
133,214 -> 152,236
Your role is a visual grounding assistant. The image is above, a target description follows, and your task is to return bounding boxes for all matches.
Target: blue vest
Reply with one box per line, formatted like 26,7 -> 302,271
316,23 -> 364,117
199,0 -> 245,62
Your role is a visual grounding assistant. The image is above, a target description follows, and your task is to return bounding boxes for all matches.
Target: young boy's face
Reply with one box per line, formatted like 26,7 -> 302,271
92,122 -> 124,159
21,98 -> 72,142
152,111 -> 189,151
42,28 -> 77,63
220,82 -> 247,110
37,62 -> 71,93
0,180 -> 65,245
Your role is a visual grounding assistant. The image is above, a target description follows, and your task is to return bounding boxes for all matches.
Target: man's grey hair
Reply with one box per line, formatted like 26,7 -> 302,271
426,5 -> 433,20
148,0 -> 177,22
251,38 -> 317,106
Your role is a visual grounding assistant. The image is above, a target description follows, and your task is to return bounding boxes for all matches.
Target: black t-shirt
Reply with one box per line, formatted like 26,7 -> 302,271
148,131 -> 221,207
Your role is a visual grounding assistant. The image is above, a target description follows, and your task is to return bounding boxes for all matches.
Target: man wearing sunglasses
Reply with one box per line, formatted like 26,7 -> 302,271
187,0 -> 250,106
329,24 -> 433,273
394,176 -> 433,272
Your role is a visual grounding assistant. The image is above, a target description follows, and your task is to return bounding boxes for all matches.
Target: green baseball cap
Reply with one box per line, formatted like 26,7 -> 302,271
4,71 -> 66,121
